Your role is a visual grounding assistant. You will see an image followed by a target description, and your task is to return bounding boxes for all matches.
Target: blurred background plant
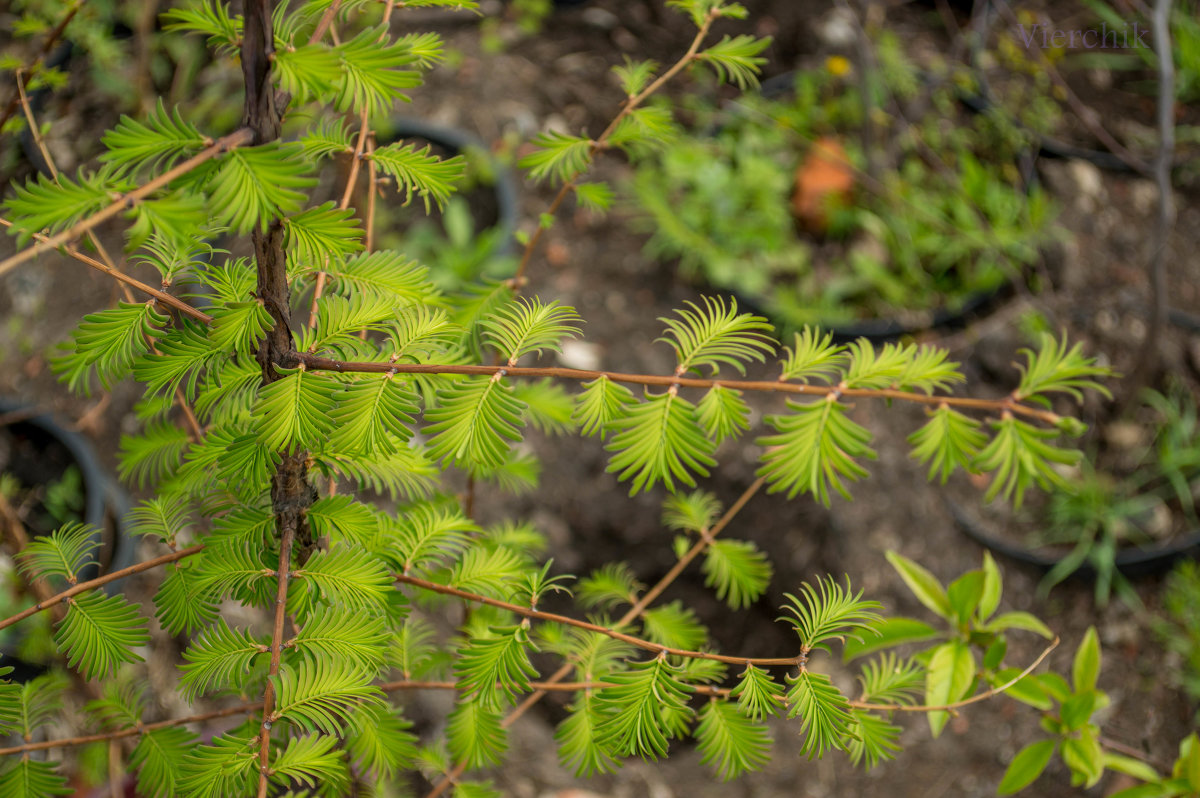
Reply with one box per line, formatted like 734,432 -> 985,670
1033,384 -> 1200,605
1077,0 -> 1200,103
626,30 -> 1060,332
1154,560 -> 1200,723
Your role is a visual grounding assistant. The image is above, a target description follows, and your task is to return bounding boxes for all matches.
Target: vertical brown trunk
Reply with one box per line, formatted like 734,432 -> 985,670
240,0 -> 316,557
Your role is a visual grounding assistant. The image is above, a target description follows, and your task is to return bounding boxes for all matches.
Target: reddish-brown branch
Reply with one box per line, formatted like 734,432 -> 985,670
256,521 -> 295,795
0,702 -> 255,757
412,474 -> 766,798
395,572 -> 803,667
0,127 -> 254,275
0,545 -> 204,633
293,352 -> 1063,426
0,677 -> 729,758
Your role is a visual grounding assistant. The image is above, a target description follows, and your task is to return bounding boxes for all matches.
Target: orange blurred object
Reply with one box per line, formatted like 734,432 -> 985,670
791,137 -> 855,234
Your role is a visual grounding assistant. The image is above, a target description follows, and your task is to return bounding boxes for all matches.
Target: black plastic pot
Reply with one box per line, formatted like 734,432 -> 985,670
0,400 -> 135,681
948,499 -> 1200,580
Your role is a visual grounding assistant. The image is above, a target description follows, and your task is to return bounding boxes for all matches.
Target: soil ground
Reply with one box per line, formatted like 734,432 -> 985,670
1,1 -> 1198,797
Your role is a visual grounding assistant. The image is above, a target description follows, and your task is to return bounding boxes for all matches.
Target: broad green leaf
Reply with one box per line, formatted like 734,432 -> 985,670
519,131 -> 593,183
978,552 -> 1003,622
252,368 -> 339,453
605,391 -> 716,495
573,376 -> 636,438
842,617 -> 941,661
1072,626 -> 1101,693
992,667 -> 1052,710
1102,752 -> 1162,783
657,296 -> 775,376
786,670 -> 851,759
100,99 -> 207,175
729,664 -> 785,721
998,739 -> 1056,795
982,611 -> 1054,639
908,406 -> 987,484
370,141 -> 464,211
207,143 -> 315,234
424,377 -> 526,470
885,552 -> 952,620
1061,726 -> 1104,788
56,590 -> 151,680
925,640 -> 975,737
556,696 -> 620,777
946,570 -> 984,626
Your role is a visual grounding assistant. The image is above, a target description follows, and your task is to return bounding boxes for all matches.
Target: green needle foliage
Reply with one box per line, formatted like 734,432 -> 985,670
0,1 -> 1165,797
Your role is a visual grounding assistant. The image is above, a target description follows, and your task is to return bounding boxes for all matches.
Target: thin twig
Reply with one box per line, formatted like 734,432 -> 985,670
0,703 -> 255,757
850,637 -> 1059,712
306,0 -> 397,328
307,0 -> 345,45
509,7 -> 720,285
0,678 -> 727,757
5,81 -> 209,436
256,522 -> 295,797
395,572 -> 805,668
0,218 -> 211,322
0,545 -> 203,633
293,352 -> 1066,426
0,127 -> 255,276
423,476 -> 766,798
13,67 -> 134,303
0,644 -> 1074,759
15,69 -> 59,180
0,493 -> 63,621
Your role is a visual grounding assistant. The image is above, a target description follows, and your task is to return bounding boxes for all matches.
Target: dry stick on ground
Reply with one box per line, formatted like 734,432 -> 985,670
1122,0 -> 1176,409
423,477 -> 766,798
0,0 -> 83,136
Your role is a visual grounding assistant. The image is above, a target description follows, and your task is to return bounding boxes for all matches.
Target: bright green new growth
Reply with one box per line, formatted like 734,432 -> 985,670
0,1 -> 1166,797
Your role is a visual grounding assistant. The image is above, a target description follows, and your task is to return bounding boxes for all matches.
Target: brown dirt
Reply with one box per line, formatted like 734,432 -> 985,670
1,1 -> 1198,797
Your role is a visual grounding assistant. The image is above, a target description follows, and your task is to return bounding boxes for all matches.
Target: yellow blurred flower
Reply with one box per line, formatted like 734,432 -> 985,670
825,55 -> 852,77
